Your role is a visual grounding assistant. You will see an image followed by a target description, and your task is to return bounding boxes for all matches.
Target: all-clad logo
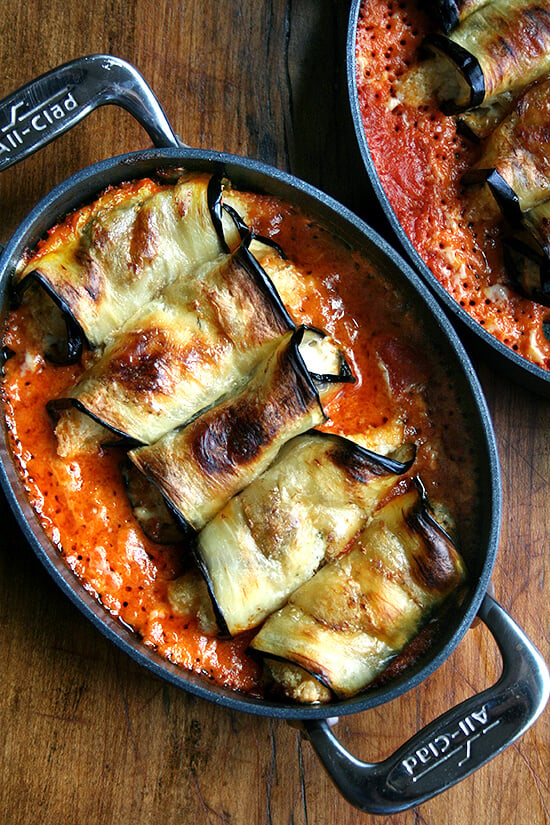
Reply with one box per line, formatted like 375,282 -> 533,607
387,702 -> 503,793
0,87 -> 78,157
400,704 -> 501,782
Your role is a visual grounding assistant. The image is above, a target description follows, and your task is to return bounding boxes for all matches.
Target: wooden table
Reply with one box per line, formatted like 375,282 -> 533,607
0,2 -> 548,823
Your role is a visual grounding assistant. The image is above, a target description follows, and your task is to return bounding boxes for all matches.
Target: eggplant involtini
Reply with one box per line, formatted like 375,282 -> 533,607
2,165 -> 479,701
422,1 -> 550,116
50,240 -> 296,449
15,172 -> 243,358
180,431 -> 415,636
250,481 -> 467,701
128,326 -> 353,532
468,75 -> 550,213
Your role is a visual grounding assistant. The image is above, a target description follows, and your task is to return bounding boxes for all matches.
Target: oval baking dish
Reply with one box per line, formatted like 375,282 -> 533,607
0,55 -> 547,815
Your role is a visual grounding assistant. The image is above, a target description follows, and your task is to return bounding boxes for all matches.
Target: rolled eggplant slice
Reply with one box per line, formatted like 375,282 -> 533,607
467,76 -> 550,214
15,172 -> 242,351
128,327 -> 354,534
424,1 -> 550,114
249,480 -> 466,701
50,242 -> 295,448
193,431 -> 415,636
461,77 -> 550,304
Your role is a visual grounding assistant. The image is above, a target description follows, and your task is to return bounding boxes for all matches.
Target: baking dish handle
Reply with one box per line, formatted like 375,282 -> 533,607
301,594 -> 549,814
0,54 -> 182,173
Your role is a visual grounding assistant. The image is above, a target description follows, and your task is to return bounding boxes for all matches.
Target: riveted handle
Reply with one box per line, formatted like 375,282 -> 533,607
0,54 -> 181,173
302,594 -> 549,814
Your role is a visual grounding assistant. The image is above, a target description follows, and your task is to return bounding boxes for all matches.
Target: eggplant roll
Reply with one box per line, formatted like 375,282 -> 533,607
51,243 -> 296,448
424,1 -> 550,114
468,76 -> 550,214
128,327 -> 354,533
15,172 -> 242,351
191,432 -> 415,636
121,461 -> 185,544
249,481 -> 466,701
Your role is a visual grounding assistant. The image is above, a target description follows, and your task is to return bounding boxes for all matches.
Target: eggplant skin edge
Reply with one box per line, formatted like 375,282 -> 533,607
423,33 -> 485,113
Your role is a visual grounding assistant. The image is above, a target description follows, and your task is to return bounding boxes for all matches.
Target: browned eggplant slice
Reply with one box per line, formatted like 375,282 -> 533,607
457,91 -> 517,140
192,431 -> 415,636
424,2 -> 550,114
466,76 -> 550,213
128,326 -> 354,534
15,172 -> 242,351
50,242 -> 296,449
249,480 -> 466,701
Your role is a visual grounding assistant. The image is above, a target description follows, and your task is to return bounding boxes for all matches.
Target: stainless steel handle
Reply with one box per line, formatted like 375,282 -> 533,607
0,54 -> 181,173
302,594 -> 549,814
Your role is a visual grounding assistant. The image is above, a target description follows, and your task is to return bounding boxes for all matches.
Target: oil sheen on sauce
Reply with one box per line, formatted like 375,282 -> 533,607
1,181 -> 477,698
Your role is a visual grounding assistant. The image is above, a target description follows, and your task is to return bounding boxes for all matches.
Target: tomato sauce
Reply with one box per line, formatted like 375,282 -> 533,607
1,181 -> 478,698
355,0 -> 550,369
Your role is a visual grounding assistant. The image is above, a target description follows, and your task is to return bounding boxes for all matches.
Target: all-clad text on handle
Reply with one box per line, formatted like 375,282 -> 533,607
0,54 -> 181,173
301,594 -> 549,815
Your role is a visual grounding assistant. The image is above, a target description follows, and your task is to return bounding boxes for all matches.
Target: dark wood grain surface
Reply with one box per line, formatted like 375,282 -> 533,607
0,2 -> 548,823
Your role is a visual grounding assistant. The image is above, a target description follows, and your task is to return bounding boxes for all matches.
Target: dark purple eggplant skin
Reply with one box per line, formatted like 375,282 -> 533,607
13,271 -> 85,365
502,237 -> 550,309
423,33 -> 485,113
462,167 -> 523,225
435,0 -> 461,33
